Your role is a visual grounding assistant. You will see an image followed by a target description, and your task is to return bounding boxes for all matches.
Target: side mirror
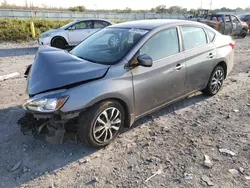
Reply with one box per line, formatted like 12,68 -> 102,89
137,54 -> 153,67
68,26 -> 75,30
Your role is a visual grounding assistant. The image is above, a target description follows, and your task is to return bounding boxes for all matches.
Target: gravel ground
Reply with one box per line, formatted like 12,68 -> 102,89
0,37 -> 249,188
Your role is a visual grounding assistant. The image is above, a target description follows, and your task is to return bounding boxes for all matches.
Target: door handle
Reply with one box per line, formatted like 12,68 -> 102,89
174,63 -> 184,71
207,53 -> 214,58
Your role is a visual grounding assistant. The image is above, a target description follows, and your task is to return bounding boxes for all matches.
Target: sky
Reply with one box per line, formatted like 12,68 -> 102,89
1,0 -> 249,10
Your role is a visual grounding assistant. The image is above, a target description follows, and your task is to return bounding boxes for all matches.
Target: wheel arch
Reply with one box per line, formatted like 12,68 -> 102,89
216,61 -> 227,78
84,97 -> 133,128
50,36 -> 68,46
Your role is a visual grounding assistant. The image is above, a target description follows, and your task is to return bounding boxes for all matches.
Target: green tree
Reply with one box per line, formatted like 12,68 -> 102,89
69,6 -> 86,12
124,7 -> 132,13
169,6 -> 182,14
155,5 -> 167,13
235,7 -> 243,12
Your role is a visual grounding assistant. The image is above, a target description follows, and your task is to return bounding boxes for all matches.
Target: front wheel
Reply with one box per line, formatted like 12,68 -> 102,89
202,66 -> 225,96
77,100 -> 125,148
51,37 -> 67,49
239,29 -> 247,38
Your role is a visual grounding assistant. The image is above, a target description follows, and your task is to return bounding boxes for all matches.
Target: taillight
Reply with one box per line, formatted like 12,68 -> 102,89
230,42 -> 235,49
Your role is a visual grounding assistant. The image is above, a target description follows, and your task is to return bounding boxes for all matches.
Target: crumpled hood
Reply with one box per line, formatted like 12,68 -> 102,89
27,46 -> 110,95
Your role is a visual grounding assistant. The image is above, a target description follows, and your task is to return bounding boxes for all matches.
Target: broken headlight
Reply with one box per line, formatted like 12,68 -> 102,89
22,96 -> 69,113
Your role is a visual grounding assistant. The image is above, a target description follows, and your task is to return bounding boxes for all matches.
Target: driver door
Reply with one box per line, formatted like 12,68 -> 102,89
131,27 -> 186,117
68,21 -> 94,45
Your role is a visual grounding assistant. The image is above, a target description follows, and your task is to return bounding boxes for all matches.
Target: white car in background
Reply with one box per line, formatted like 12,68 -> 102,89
38,19 -> 112,49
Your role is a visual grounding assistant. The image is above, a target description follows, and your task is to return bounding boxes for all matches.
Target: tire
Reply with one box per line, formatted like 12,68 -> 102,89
51,37 -> 67,49
202,66 -> 225,96
77,100 -> 125,148
239,29 -> 247,38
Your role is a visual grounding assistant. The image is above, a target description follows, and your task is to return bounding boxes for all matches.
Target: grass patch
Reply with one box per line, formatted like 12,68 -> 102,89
0,19 -> 124,42
0,19 -> 71,42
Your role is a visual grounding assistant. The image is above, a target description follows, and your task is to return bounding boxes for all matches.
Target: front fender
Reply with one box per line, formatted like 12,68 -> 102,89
60,64 -> 135,123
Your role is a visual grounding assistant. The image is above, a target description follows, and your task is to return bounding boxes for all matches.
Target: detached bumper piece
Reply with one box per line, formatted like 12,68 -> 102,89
17,113 -> 67,144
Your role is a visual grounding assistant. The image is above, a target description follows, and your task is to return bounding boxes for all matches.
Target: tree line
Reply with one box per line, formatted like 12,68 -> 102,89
1,1 -> 250,14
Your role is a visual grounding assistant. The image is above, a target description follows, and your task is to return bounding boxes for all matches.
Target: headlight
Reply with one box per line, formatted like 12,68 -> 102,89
23,96 -> 69,113
41,33 -> 51,38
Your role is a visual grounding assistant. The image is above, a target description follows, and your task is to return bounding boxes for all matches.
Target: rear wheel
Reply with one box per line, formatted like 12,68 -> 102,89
77,100 -> 125,148
202,66 -> 225,96
239,29 -> 247,38
51,37 -> 67,49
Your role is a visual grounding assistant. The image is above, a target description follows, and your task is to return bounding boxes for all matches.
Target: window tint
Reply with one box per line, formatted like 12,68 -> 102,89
94,21 -> 110,28
206,29 -> 215,42
231,15 -> 240,23
72,21 -> 92,29
140,28 -> 179,61
182,26 -> 207,50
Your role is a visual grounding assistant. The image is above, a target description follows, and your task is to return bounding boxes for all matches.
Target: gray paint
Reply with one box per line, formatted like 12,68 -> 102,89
26,20 -> 234,126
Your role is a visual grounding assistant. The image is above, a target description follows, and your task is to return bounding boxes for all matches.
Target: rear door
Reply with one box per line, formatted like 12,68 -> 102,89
181,26 -> 217,93
131,27 -> 186,117
68,21 -> 93,45
231,15 -> 243,35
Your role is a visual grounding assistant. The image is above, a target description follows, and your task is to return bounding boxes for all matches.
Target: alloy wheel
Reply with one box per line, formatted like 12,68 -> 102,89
210,69 -> 224,94
93,107 -> 122,144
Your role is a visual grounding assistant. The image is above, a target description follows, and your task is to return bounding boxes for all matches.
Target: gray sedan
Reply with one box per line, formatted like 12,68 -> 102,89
19,19 -> 235,147
38,19 -> 112,49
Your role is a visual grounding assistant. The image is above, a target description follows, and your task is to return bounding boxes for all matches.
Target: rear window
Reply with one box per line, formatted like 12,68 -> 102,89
206,29 -> 216,42
182,26 -> 207,50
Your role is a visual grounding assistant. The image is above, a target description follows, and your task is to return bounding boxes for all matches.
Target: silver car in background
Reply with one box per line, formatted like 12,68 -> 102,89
19,19 -> 235,148
38,19 -> 112,49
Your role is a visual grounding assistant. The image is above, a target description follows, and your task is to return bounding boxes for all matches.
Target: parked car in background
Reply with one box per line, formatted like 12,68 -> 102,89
19,20 -> 235,148
239,14 -> 250,30
38,19 -> 112,49
199,14 -> 248,38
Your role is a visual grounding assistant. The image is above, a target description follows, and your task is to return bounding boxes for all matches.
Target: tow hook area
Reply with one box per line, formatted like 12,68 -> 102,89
17,113 -> 67,144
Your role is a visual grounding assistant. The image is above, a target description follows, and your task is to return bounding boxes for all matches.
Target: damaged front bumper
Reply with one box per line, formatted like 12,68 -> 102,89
17,111 -> 80,144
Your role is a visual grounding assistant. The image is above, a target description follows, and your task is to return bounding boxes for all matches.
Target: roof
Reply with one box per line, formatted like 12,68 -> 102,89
72,18 -> 112,23
110,19 -> 197,30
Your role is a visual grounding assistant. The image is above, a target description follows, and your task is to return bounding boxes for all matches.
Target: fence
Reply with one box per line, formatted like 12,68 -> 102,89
0,9 -> 189,21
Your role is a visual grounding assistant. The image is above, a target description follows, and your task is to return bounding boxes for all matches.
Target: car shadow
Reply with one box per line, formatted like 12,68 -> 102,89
0,47 -> 38,57
125,92 -> 211,132
0,92 -> 210,187
0,106 -> 98,187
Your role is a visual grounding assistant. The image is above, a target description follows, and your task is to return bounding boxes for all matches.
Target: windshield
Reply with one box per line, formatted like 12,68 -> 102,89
70,27 -> 148,65
60,21 -> 75,29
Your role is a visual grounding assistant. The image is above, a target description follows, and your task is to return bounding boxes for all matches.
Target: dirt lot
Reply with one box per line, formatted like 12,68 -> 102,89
0,37 -> 250,188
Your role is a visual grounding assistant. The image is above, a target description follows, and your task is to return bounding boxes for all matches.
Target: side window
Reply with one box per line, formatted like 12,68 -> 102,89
139,28 -> 179,61
212,16 -> 218,21
94,21 -> 110,28
217,16 -> 224,22
246,15 -> 250,21
231,16 -> 240,23
225,15 -> 231,22
206,29 -> 216,42
182,26 -> 207,50
71,21 -> 92,30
